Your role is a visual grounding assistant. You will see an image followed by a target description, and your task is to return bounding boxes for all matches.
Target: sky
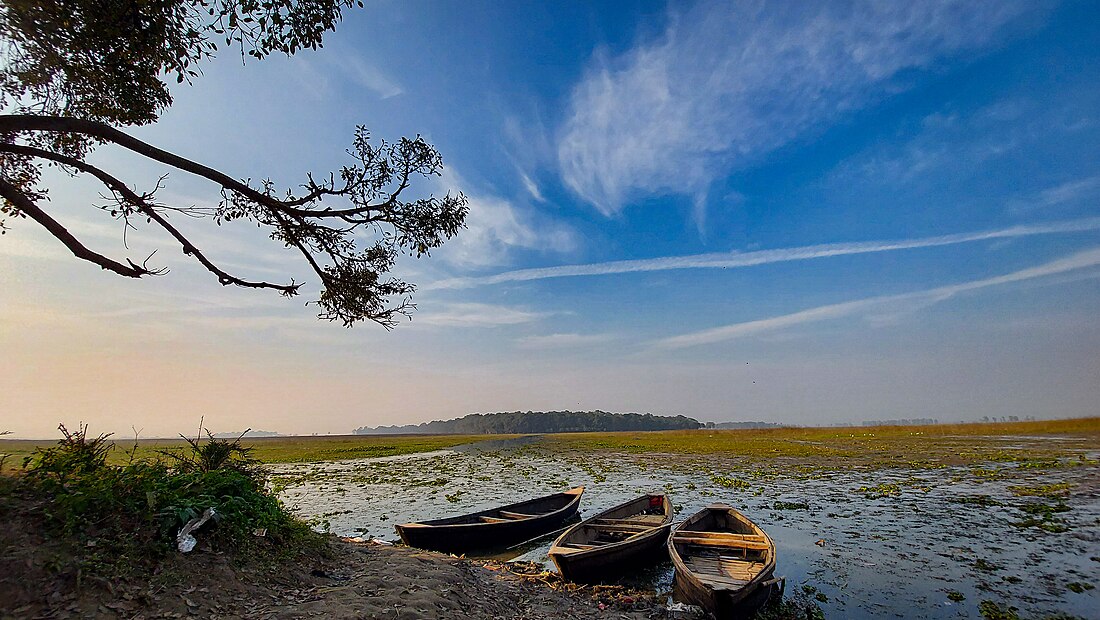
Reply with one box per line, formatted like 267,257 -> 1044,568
2,0 -> 1099,438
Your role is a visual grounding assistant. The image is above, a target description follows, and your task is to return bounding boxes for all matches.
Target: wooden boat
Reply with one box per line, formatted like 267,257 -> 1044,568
548,493 -> 673,583
395,486 -> 584,554
668,504 -> 782,618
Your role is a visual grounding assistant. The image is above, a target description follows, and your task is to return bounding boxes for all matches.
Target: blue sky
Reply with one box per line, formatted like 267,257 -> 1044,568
2,0 -> 1099,437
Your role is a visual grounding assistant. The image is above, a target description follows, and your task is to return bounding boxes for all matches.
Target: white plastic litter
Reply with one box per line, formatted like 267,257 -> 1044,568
176,507 -> 217,552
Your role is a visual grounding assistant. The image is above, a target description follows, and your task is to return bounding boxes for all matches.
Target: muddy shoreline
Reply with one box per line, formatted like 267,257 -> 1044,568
1,537 -> 696,620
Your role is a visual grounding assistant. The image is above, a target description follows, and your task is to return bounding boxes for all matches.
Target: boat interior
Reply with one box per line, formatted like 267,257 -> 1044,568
554,494 -> 670,553
414,487 -> 583,526
672,506 -> 772,588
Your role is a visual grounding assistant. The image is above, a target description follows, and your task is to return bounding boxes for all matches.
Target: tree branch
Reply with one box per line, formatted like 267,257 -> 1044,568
0,143 -> 301,295
1,114 -> 406,219
0,177 -> 153,278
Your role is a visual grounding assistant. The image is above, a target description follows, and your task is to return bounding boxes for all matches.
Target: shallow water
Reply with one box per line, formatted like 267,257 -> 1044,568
269,437 -> 1100,619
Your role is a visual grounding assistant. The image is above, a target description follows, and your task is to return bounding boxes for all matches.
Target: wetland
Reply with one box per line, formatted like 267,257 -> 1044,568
266,420 -> 1100,619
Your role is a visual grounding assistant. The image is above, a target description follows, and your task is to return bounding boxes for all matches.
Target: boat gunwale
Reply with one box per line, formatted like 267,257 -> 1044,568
668,503 -> 776,598
397,486 -> 584,531
549,493 -> 673,559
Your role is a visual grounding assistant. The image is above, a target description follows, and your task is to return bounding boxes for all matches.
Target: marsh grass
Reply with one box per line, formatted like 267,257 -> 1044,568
543,418 -> 1100,470
1,433 -> 519,473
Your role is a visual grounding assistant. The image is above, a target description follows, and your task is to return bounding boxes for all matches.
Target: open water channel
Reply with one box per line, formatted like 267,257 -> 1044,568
268,436 -> 1099,619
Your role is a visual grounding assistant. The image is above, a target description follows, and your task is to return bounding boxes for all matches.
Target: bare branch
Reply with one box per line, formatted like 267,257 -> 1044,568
0,142 -> 301,295
0,177 -> 154,278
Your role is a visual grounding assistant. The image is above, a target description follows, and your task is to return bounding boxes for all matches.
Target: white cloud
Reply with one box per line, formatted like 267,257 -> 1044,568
1038,175 -> 1100,208
558,0 -> 1036,217
519,170 -> 545,202
653,246 -> 1100,349
414,302 -> 549,328
428,217 -> 1100,289
516,333 -> 616,350
433,168 -> 575,268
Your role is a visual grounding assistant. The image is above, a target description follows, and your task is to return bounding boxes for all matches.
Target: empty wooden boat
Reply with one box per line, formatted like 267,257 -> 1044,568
395,486 -> 584,554
668,504 -> 782,618
549,493 -> 673,583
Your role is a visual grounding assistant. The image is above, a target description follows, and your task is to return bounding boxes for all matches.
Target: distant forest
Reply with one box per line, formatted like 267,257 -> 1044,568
353,410 -> 703,435
707,421 -> 786,429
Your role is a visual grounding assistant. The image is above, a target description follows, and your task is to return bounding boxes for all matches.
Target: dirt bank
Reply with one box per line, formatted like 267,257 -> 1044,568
1,537 -> 693,619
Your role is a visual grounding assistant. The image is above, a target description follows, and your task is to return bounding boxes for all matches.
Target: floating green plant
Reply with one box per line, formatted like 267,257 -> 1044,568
978,600 -> 1020,620
857,482 -> 901,499
1066,581 -> 1094,593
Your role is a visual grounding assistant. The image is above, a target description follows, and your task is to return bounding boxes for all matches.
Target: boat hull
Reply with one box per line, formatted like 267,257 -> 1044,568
396,487 -> 583,554
668,504 -> 778,619
553,524 -> 670,583
550,494 -> 673,584
671,560 -> 777,618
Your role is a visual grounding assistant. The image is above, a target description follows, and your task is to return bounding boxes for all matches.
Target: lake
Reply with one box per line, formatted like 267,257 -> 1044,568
269,432 -> 1099,619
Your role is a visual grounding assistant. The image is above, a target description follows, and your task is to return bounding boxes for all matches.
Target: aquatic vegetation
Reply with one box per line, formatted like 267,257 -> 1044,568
1013,502 -> 1072,533
258,426 -> 1099,619
710,473 -> 751,489
946,589 -> 966,602
1065,582 -> 1093,593
979,600 -> 1020,620
856,482 -> 901,499
1009,483 -> 1073,498
950,494 -> 1002,507
445,490 -> 465,503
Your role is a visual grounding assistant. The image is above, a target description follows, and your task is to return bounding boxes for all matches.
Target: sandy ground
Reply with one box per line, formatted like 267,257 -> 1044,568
1,538 -> 696,620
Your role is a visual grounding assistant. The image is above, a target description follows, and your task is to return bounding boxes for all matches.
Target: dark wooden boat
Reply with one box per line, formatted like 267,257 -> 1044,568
548,493 -> 673,583
395,486 -> 584,554
668,504 -> 782,618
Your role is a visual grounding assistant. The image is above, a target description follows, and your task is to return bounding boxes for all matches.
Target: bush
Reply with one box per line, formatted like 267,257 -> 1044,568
11,424 -> 317,577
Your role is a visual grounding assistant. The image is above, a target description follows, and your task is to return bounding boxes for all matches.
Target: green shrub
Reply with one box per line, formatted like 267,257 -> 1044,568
14,424 -> 317,576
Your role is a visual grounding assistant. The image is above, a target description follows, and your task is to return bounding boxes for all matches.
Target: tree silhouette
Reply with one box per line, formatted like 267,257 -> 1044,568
0,0 -> 467,327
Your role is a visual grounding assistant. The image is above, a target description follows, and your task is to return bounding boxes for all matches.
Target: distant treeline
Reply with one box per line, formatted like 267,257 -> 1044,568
353,410 -> 703,435
705,421 -> 786,429
860,418 -> 939,427
211,430 -> 282,438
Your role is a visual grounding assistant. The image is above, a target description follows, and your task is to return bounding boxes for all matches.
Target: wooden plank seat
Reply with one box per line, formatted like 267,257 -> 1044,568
479,516 -> 510,523
672,531 -> 766,542
591,523 -> 651,534
499,511 -> 537,519
594,515 -> 666,526
673,531 -> 770,550
677,538 -> 771,550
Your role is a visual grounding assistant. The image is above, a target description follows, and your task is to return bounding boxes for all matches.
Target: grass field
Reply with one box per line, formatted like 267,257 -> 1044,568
3,417 -> 1097,474
543,417 -> 1100,469
0,433 -> 516,473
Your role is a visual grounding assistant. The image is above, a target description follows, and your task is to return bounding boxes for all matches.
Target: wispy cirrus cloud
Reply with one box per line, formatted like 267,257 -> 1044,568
428,217 -> 1100,290
516,333 -> 616,350
432,168 -> 575,268
1037,175 -> 1100,208
654,246 -> 1100,349
414,302 -> 549,328
558,1 -> 1038,221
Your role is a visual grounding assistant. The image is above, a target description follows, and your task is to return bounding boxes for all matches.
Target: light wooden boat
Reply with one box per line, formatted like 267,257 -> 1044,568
668,504 -> 782,618
395,487 -> 584,554
548,493 -> 673,583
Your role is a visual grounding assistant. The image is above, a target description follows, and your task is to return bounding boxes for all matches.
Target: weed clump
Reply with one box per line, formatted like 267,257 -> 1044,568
7,424 -> 317,580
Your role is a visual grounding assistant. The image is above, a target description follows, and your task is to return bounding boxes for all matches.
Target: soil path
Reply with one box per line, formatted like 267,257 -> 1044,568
3,539 -> 695,620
